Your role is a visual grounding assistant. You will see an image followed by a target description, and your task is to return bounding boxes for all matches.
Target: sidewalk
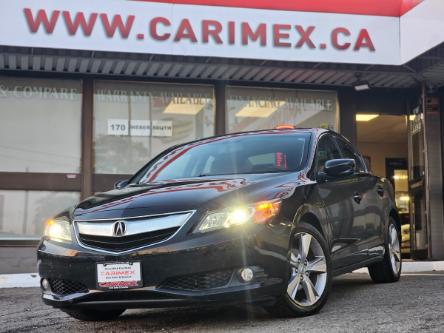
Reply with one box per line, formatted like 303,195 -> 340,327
1,261 -> 443,289
353,260 -> 444,274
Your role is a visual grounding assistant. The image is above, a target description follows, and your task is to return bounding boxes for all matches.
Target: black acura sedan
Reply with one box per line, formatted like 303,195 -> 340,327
38,128 -> 402,320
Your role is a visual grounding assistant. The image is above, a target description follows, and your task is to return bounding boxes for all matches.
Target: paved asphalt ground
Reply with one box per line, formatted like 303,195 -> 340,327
1,273 -> 443,333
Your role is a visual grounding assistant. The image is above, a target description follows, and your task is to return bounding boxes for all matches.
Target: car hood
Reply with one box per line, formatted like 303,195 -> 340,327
72,173 -> 304,220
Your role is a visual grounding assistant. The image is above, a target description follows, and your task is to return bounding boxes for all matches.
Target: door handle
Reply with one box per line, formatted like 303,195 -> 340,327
353,192 -> 363,204
377,185 -> 385,197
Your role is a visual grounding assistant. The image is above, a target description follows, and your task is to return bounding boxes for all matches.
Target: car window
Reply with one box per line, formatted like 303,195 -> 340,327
336,138 -> 366,173
314,135 -> 342,172
136,132 -> 311,183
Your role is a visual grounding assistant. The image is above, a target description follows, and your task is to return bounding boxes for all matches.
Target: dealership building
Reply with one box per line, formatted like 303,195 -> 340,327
1,0 -> 444,271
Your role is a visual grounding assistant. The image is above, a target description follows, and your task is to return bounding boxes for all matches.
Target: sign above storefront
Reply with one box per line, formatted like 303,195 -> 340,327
0,0 -> 441,66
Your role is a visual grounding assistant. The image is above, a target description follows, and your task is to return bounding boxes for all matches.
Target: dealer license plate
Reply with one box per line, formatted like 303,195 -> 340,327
97,262 -> 142,290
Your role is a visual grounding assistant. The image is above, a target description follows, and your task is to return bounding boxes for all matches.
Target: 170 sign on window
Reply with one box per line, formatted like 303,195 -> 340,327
108,119 -> 128,136
107,119 -> 173,137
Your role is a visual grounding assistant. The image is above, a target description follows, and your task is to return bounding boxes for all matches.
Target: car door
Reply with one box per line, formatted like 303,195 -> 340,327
310,134 -> 363,270
335,138 -> 384,260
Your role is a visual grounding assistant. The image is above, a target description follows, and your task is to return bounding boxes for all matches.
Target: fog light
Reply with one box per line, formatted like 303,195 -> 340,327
239,268 -> 254,282
41,278 -> 50,291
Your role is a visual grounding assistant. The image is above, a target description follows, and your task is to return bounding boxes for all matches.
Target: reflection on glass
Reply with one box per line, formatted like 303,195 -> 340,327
94,81 -> 215,175
407,109 -> 428,255
409,112 -> 425,181
226,86 -> 338,133
393,169 -> 409,214
0,77 -> 82,173
137,133 -> 311,183
0,191 -> 80,239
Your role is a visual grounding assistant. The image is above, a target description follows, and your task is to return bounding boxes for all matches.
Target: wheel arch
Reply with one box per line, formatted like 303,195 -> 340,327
295,211 -> 325,239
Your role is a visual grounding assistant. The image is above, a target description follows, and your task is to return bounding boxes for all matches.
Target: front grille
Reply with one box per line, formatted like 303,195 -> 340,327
159,270 -> 233,291
49,279 -> 88,296
78,227 -> 179,252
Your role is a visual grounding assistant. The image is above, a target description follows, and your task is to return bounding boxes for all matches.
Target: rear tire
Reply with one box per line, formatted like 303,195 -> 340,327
267,223 -> 332,317
62,308 -> 125,321
368,217 -> 402,283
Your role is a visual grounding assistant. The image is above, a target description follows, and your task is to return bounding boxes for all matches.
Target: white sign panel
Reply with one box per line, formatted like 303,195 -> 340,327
0,0 -> 401,65
108,119 -> 173,137
130,120 -> 151,137
108,119 -> 128,136
150,120 -> 173,137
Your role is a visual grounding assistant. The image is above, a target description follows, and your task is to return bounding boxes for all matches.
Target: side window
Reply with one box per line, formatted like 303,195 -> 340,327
314,135 -> 342,172
336,139 -> 366,173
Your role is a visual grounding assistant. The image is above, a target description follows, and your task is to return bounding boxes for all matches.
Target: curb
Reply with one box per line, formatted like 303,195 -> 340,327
0,273 -> 40,288
1,262 -> 443,289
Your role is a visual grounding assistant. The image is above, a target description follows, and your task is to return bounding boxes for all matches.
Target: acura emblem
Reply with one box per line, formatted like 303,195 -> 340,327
113,220 -> 127,237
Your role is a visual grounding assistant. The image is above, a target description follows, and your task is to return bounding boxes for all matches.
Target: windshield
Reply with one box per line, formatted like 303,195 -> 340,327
135,132 -> 311,183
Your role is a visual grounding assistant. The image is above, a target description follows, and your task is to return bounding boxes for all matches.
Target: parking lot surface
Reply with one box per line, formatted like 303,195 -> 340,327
1,273 -> 443,333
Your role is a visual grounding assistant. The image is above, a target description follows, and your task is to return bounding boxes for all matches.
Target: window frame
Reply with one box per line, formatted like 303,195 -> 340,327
225,85 -> 339,134
0,76 -> 85,243
92,80 -> 216,176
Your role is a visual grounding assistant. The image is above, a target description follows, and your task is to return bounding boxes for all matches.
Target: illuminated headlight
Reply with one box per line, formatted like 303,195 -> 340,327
43,218 -> 72,243
195,200 -> 281,234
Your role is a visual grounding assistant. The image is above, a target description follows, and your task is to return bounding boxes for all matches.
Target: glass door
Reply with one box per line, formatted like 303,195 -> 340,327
386,158 -> 410,257
408,105 -> 428,259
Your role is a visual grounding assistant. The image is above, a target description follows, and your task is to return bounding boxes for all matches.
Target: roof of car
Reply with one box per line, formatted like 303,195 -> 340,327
227,127 -> 352,144
161,128 -> 347,156
229,127 -> 331,136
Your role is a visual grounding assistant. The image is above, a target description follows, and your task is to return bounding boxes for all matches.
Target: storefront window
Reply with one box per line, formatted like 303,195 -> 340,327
0,191 -> 80,239
94,81 -> 215,175
226,86 -> 338,133
0,77 -> 82,173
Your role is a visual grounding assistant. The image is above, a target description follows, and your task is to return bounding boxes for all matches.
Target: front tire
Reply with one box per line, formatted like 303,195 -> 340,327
268,223 -> 332,317
368,217 -> 402,283
62,308 -> 125,321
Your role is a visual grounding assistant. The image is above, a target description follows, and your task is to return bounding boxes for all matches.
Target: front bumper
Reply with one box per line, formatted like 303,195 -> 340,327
38,226 -> 290,309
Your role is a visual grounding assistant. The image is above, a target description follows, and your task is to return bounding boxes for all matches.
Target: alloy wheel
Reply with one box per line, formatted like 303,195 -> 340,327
287,232 -> 328,307
388,224 -> 401,274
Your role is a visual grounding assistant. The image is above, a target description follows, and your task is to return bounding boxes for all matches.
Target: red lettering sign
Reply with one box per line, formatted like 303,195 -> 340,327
150,16 -> 171,40
23,9 -> 379,55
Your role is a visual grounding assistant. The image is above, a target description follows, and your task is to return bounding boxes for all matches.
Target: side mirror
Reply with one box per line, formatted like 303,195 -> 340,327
114,179 -> 129,189
323,159 -> 356,179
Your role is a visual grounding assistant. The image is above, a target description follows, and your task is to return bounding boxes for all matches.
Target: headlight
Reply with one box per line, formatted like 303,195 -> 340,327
195,200 -> 281,234
43,218 -> 72,242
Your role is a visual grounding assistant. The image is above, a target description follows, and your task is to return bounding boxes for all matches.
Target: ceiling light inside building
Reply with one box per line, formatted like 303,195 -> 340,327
163,102 -> 204,115
236,101 -> 285,118
356,114 -> 379,122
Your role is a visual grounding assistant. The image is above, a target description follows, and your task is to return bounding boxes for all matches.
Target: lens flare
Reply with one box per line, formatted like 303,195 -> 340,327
229,208 -> 251,225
